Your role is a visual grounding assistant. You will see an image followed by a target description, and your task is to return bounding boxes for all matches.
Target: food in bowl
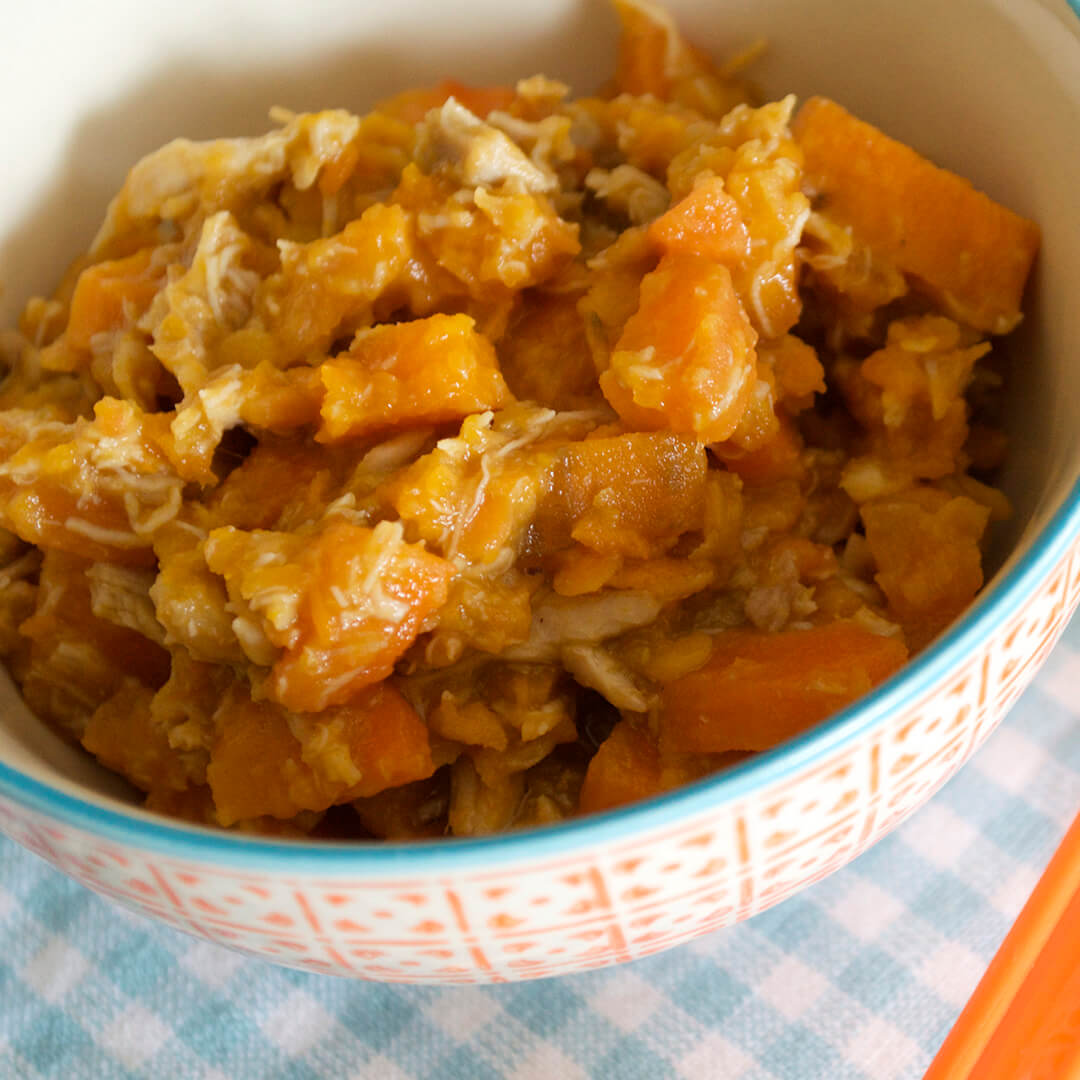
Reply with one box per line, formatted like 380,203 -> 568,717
0,0 -> 1038,839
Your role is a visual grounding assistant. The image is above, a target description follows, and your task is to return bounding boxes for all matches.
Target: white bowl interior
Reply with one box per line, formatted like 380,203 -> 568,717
1,0 -> 1078,815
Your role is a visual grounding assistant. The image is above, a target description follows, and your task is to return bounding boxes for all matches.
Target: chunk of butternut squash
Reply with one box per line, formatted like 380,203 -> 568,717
318,313 -> 510,442
660,621 -> 907,754
600,253 -> 758,443
647,177 -> 751,263
861,487 -> 990,650
534,430 -> 708,559
579,718 -> 663,814
207,680 -> 434,824
794,97 -> 1040,333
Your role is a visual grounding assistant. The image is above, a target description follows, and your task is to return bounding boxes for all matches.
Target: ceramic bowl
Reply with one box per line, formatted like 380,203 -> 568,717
0,0 -> 1078,983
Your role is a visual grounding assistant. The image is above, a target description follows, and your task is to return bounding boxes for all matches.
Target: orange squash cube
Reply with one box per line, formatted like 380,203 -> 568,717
206,519 -> 455,713
794,97 -> 1040,333
647,177 -> 751,264
318,313 -> 511,442
535,431 -> 708,559
600,253 -> 758,443
579,719 -> 663,815
661,621 -> 907,754
66,249 -> 162,352
207,681 -> 434,824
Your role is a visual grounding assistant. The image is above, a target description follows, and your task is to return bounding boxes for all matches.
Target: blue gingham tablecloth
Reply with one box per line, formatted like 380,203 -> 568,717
0,615 -> 1077,1080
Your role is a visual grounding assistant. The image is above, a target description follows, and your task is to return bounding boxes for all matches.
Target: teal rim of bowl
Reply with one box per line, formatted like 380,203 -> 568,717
0,466 -> 1077,873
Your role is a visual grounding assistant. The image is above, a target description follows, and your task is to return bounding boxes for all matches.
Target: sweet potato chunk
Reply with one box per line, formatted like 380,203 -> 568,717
794,97 -> 1040,333
612,0 -> 751,118
318,313 -> 510,442
261,203 -> 411,359
715,413 -> 804,486
861,487 -> 990,649
661,622 -> 907,754
207,681 -> 434,824
601,253 -> 758,443
579,719 -> 663,814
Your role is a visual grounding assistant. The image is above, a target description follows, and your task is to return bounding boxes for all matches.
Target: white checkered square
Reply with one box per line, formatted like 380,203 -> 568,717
20,938 -> 89,1004
358,1055 -> 417,1080
425,986 -> 502,1042
990,864 -> 1041,920
0,885 -> 14,925
178,940 -> 246,990
828,878 -> 907,941
756,956 -> 830,1020
899,803 -> 980,868
509,1044 -> 590,1080
98,1003 -> 173,1071
677,1032 -> 757,1079
971,725 -> 1047,796
1039,649 -> 1080,713
589,970 -> 665,1031
842,1017 -> 922,1080
261,989 -> 336,1057
915,941 -> 987,1008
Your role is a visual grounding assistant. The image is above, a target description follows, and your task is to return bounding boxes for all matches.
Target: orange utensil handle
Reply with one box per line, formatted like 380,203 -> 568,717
924,811 -> 1080,1080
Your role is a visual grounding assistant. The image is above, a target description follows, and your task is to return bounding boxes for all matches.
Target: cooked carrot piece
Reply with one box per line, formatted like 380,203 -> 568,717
660,622 -> 908,754
794,97 -> 1040,333
207,681 -> 435,825
318,313 -> 511,442
579,719 -> 663,814
600,253 -> 758,443
647,177 -> 751,263
66,249 -> 161,351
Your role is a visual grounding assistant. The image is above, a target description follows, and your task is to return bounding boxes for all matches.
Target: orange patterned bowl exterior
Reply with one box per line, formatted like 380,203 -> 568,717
0,517 -> 1077,982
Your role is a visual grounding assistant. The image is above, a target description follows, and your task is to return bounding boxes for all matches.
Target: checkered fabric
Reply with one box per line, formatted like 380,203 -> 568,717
0,614 -> 1077,1080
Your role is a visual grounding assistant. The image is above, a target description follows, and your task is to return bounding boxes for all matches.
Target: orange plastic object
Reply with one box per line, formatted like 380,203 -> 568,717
924,812 -> 1080,1080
